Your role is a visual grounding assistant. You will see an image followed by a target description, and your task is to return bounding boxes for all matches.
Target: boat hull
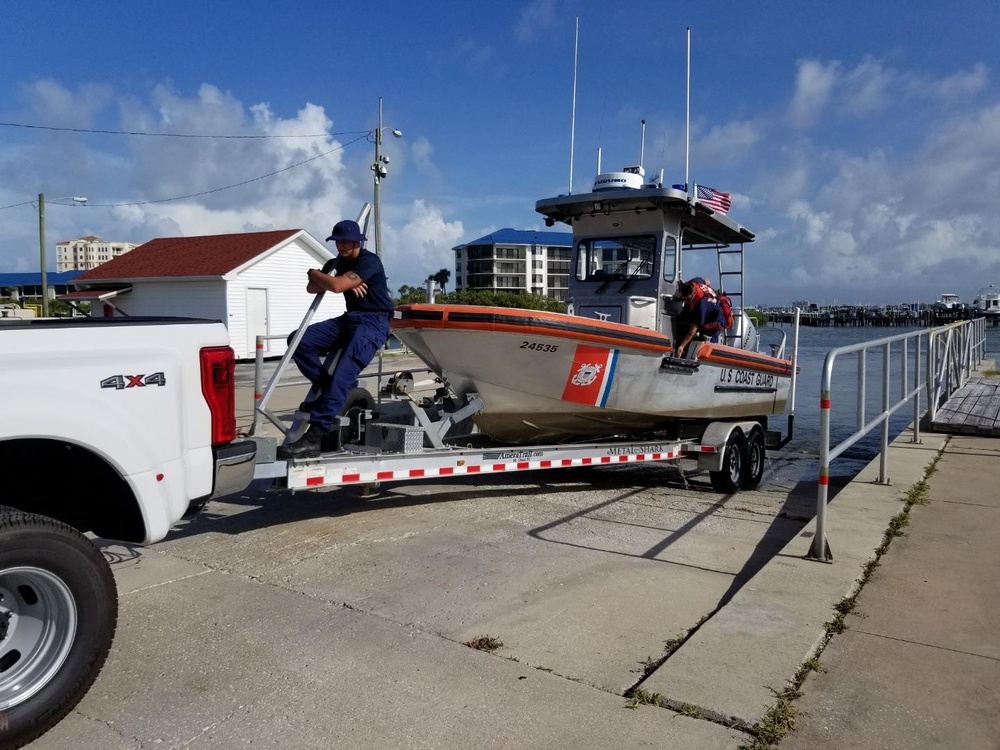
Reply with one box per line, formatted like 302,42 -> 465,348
393,305 -> 794,444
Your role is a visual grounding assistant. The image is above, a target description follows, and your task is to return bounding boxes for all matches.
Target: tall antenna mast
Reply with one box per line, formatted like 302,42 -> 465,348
568,16 -> 579,194
684,27 -> 691,191
639,119 -> 646,168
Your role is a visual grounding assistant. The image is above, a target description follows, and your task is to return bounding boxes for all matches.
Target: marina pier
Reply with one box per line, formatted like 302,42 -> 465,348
764,305 -> 1000,327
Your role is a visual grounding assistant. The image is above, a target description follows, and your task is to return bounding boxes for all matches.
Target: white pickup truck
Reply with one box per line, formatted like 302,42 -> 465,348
0,316 -> 257,750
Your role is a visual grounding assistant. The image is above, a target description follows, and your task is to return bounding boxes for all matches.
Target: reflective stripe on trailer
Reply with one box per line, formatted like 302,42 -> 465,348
286,448 -> 688,489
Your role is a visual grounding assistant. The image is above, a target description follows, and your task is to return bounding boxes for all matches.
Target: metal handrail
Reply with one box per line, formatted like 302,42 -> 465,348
809,318 -> 985,561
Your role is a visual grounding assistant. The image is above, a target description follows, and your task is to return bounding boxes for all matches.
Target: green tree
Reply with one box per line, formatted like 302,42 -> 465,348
429,268 -> 451,292
445,290 -> 566,312
395,284 -> 427,305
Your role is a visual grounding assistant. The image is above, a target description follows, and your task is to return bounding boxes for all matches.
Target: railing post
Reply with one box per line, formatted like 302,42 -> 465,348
879,342 -> 890,484
810,351 -> 834,562
250,334 -> 265,436
912,335 -> 922,444
856,349 -> 866,431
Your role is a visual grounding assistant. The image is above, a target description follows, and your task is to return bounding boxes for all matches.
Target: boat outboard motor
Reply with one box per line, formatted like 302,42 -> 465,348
726,310 -> 760,351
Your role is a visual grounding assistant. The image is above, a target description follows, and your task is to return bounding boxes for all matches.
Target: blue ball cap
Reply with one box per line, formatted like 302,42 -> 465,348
326,219 -> 367,243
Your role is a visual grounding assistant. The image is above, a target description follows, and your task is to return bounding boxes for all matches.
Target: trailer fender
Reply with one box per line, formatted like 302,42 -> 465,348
696,420 -> 761,473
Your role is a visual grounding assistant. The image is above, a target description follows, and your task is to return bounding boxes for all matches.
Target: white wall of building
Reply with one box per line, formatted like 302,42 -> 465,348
226,237 -> 345,359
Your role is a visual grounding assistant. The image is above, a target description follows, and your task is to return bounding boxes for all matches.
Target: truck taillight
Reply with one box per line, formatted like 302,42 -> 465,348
200,346 -> 236,446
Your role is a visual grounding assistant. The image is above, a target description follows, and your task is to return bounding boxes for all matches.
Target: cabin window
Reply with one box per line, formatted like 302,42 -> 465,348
574,235 -> 656,282
662,235 -> 678,282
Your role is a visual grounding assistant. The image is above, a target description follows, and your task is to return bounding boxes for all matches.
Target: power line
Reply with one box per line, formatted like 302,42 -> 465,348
0,121 -> 370,139
0,132 -> 372,210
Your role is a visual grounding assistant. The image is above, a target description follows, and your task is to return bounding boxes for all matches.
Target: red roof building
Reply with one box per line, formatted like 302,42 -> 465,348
66,229 -> 345,359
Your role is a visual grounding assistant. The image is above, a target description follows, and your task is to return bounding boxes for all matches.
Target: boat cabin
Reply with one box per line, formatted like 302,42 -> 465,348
973,286 -> 1000,316
535,167 -> 755,347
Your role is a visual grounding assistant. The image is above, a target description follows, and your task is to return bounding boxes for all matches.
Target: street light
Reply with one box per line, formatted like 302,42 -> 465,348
38,193 -> 87,316
371,97 -> 402,257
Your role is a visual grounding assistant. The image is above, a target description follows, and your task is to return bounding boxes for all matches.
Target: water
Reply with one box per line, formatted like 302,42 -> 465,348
763,324 -> 1000,491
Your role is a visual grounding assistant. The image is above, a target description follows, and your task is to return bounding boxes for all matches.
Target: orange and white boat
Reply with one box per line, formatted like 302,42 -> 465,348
393,164 -> 798,444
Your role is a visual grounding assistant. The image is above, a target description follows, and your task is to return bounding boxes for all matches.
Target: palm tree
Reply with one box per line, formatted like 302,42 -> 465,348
430,268 -> 451,292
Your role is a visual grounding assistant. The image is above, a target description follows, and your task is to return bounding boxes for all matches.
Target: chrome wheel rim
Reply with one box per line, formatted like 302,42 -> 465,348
0,566 -> 78,709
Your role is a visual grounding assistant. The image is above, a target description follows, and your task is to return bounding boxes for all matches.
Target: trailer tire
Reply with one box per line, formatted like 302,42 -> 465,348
710,431 -> 746,494
340,387 -> 377,416
742,427 -> 766,491
0,509 -> 117,750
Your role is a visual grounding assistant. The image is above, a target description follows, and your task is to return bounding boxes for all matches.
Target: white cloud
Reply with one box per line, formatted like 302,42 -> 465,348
789,59 -> 840,128
411,136 -> 437,175
0,81 -> 394,275
382,199 -> 464,291
694,119 -> 761,166
23,79 -> 114,126
840,57 -> 894,116
917,63 -> 990,100
514,0 -> 561,43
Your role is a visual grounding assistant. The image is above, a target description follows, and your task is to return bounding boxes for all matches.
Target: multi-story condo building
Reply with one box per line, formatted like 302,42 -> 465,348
56,236 -> 138,272
453,229 -> 573,301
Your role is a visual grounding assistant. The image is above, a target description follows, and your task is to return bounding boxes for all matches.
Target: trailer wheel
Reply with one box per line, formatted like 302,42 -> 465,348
340,387 -> 377,416
0,509 -> 117,750
335,387 -> 378,448
742,428 -> 766,491
710,431 -> 746,494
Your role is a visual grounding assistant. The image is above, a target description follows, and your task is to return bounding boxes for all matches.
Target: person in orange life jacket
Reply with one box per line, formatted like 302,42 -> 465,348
277,219 -> 393,460
674,277 -> 723,356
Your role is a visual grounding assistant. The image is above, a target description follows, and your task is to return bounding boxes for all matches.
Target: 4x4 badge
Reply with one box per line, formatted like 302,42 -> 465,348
100,372 -> 167,390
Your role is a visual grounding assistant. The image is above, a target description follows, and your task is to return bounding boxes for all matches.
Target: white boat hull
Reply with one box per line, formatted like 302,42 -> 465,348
394,305 -> 793,444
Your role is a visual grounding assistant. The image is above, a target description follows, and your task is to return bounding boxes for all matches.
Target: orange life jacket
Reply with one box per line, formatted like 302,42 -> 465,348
688,278 -> 734,333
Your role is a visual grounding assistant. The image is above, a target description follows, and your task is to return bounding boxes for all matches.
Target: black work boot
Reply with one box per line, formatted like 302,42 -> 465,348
277,423 -> 328,460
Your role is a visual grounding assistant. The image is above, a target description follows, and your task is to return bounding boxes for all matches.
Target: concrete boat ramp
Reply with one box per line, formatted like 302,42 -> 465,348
26,372 -> 1000,749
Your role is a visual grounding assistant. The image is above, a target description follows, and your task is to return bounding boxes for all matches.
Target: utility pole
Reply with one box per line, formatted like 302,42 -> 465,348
38,193 -> 48,316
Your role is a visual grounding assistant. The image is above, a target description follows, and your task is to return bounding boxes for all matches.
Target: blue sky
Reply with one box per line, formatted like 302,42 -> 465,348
1,1 -> 998,305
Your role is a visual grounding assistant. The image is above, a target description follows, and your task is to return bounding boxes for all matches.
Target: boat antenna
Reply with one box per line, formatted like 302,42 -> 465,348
568,16 -> 579,194
684,26 -> 691,193
596,146 -> 602,174
639,119 -> 646,169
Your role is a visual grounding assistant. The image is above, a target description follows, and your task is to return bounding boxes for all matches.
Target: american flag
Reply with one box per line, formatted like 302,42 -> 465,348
696,184 -> 731,214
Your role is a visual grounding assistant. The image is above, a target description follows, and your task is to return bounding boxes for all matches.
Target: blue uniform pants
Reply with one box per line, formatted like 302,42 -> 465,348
288,311 -> 390,429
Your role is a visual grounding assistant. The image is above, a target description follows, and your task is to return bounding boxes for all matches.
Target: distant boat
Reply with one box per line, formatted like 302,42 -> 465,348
972,285 -> 1000,316
934,293 -> 962,311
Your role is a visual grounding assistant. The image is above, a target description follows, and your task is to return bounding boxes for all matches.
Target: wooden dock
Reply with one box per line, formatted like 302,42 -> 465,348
930,375 -> 1000,436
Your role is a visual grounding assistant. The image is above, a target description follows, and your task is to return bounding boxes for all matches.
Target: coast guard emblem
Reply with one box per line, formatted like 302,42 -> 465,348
571,363 -> 603,387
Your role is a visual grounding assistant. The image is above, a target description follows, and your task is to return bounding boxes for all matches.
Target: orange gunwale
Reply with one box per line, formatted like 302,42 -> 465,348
394,304 -> 794,376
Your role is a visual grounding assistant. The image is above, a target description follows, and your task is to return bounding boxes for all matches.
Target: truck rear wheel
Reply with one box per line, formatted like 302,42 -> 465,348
0,509 -> 117,750
710,431 -> 745,494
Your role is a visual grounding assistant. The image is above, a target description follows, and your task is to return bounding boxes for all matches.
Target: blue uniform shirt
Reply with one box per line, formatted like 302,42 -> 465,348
323,248 -> 393,315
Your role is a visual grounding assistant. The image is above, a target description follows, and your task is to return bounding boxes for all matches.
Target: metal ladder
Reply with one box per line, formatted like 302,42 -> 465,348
716,243 -> 746,347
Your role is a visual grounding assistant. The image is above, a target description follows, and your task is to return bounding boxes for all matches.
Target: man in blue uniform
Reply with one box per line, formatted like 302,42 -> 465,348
277,219 -> 393,459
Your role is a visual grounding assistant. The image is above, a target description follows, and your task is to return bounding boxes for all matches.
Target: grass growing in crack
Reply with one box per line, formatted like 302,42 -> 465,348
637,655 -> 657,678
825,594 -> 857,636
625,688 -> 662,709
663,631 -> 687,657
678,703 -> 702,718
466,635 -> 503,652
738,686 -> 801,749
799,657 -> 826,676
904,479 -> 931,506
887,511 -> 910,537
740,443 -> 948,750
